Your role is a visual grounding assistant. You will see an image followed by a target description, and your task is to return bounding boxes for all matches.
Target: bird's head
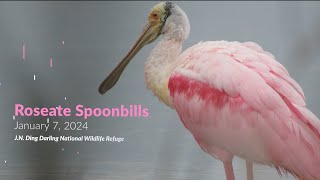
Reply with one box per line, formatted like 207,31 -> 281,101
98,2 -> 190,95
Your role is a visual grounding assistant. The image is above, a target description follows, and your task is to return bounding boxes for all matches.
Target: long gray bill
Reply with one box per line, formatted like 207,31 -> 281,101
98,24 -> 154,95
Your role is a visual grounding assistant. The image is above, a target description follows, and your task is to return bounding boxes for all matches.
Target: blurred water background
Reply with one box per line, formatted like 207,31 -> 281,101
0,1 -> 319,180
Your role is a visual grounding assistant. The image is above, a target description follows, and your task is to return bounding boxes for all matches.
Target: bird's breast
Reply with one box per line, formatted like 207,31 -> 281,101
144,70 -> 174,108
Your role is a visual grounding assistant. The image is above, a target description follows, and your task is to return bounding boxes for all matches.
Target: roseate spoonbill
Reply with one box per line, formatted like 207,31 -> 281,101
98,2 -> 320,180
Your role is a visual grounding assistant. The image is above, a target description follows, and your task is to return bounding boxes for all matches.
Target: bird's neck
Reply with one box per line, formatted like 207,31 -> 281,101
144,38 -> 183,108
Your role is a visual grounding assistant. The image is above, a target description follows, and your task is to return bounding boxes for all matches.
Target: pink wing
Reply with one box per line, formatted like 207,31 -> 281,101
169,41 -> 320,180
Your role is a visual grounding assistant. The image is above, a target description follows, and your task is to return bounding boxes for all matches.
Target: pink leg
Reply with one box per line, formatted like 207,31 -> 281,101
223,161 -> 235,180
246,160 -> 253,180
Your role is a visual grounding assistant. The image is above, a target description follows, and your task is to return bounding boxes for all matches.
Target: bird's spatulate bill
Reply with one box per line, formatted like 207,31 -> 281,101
98,24 -> 155,95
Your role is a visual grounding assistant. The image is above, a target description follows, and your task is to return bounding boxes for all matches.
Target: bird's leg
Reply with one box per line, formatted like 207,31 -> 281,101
223,161 -> 235,180
246,160 -> 254,180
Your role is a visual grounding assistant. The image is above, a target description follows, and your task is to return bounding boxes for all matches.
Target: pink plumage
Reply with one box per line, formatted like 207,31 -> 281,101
98,2 -> 320,180
169,41 -> 320,180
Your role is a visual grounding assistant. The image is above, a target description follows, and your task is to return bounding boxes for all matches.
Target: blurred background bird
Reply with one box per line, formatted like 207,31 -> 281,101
99,2 -> 320,180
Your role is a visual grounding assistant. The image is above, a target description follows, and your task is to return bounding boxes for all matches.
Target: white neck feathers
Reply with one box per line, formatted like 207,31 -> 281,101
144,39 -> 183,108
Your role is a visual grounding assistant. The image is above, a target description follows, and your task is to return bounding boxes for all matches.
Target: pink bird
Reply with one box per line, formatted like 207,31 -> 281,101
99,2 -> 320,180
